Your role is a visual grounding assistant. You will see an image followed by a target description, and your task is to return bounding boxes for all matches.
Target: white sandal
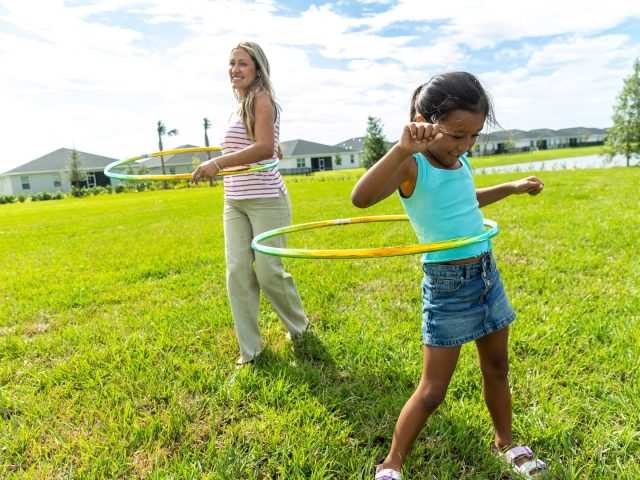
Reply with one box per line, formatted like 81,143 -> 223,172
501,446 -> 548,477
374,466 -> 402,480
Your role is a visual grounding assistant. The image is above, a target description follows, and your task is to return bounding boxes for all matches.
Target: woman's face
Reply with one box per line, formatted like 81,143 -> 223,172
229,48 -> 259,99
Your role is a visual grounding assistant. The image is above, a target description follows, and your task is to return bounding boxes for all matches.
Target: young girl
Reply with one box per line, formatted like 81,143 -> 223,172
351,72 -> 547,479
191,42 -> 308,366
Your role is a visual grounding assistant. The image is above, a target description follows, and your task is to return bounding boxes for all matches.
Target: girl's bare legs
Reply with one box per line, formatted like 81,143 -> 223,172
378,344 -> 462,473
475,326 -> 540,472
474,326 -> 513,449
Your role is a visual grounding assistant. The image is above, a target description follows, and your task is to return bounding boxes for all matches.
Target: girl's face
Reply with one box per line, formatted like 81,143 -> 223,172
229,48 -> 259,99
420,110 -> 485,169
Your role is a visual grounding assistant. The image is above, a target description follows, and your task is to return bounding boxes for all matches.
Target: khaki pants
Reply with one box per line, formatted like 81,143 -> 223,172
223,189 -> 308,363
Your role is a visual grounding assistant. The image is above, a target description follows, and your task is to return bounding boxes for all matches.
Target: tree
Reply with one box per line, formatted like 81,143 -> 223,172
157,120 -> 179,189
334,152 -> 342,166
191,155 -> 201,172
124,163 -> 137,191
66,147 -> 87,194
605,58 -> 640,167
362,116 -> 389,169
536,135 -> 544,150
504,138 -> 515,153
203,117 -> 217,186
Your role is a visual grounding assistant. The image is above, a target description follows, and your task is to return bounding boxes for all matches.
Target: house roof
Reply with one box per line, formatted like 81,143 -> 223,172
334,136 -> 397,151
522,128 -> 562,139
481,130 -> 529,142
555,127 -> 608,137
335,137 -> 365,151
2,148 -> 120,175
281,139 -> 350,157
142,144 -> 221,168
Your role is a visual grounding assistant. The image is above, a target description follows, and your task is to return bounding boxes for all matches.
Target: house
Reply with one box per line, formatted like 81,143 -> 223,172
333,137 -> 398,168
280,139 -> 351,173
474,127 -> 609,156
143,144 -> 221,176
0,148 -> 127,196
333,137 -> 365,168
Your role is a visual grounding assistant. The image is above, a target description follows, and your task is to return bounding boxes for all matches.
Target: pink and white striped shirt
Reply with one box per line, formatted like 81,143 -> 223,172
220,113 -> 286,200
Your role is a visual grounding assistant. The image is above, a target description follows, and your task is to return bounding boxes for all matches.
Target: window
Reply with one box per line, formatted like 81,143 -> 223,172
53,173 -> 61,187
296,158 -> 305,168
21,176 -> 30,190
169,167 -> 176,175
350,155 -> 354,164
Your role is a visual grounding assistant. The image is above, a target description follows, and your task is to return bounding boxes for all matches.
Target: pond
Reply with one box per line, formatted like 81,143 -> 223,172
472,154 -> 635,175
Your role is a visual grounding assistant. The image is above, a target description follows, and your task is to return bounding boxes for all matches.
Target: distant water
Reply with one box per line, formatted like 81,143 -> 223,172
472,154 -> 634,175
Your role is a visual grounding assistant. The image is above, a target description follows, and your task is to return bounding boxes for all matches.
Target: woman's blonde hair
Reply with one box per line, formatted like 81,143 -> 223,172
231,41 -> 280,141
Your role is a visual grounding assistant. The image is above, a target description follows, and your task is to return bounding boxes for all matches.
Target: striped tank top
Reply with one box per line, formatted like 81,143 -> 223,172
220,112 -> 286,199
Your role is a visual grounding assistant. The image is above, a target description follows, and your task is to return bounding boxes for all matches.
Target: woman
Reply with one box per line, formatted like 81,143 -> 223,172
190,41 -> 308,366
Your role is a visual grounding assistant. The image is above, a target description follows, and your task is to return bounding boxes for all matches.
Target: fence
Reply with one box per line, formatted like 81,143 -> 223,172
279,167 -> 314,176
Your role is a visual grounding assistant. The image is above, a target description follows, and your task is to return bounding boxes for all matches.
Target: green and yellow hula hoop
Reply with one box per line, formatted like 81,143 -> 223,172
252,216 -> 499,259
104,146 -> 279,181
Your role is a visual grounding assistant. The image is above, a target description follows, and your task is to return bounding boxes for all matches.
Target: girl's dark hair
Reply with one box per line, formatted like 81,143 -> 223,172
410,72 -> 497,130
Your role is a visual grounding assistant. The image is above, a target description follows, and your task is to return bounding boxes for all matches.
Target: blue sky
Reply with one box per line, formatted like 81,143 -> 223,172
1,0 -> 639,173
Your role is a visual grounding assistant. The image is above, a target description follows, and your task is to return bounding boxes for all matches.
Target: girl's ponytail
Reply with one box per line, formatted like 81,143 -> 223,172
410,84 -> 423,122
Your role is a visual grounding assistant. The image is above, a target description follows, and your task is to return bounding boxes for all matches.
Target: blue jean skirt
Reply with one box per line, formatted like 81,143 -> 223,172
421,250 -> 516,347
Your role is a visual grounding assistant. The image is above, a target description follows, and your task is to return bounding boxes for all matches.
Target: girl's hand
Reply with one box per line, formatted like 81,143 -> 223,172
397,122 -> 443,155
511,176 -> 544,195
190,160 -> 220,185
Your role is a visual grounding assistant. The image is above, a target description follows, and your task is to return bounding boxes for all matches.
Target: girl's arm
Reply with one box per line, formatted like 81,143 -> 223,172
190,93 -> 275,184
476,175 -> 544,208
351,123 -> 442,208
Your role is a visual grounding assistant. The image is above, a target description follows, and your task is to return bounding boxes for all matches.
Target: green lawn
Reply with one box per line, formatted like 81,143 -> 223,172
1,168 -> 638,479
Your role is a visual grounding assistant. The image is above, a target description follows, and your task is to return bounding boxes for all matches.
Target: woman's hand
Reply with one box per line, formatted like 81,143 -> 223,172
397,122 -> 443,155
190,160 -> 220,186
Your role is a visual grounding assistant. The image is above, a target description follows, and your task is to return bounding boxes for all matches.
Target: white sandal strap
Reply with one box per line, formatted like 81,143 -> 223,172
375,468 -> 402,480
515,459 -> 548,475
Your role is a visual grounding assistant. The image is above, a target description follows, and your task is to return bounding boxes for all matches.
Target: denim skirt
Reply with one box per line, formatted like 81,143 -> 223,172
421,250 -> 515,347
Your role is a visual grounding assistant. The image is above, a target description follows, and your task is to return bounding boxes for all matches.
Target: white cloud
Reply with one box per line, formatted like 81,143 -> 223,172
0,0 -> 639,173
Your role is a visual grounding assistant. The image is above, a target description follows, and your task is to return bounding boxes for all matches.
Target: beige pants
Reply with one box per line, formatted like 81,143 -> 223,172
224,189 -> 308,363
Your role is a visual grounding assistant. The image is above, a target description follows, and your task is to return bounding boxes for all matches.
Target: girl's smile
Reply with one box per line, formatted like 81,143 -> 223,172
421,110 -> 485,169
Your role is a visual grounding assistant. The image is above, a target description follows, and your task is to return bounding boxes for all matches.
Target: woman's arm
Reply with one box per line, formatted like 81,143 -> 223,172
190,93 -> 275,184
476,175 -> 544,208
351,122 -> 442,208
217,93 -> 276,168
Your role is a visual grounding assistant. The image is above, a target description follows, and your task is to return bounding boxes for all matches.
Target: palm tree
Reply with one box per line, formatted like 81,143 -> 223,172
203,117 -> 217,186
157,120 -> 178,189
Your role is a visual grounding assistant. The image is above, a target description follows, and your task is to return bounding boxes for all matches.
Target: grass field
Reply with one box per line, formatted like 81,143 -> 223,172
1,167 -> 638,479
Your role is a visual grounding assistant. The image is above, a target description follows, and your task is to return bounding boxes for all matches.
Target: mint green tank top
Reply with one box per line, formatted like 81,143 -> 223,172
398,152 -> 490,263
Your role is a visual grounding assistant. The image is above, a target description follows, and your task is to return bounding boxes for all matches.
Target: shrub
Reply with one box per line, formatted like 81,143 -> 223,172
37,189 -> 52,201
17,193 -> 26,203
115,184 -> 125,193
105,185 -> 113,194
52,191 -> 64,200
29,192 -> 39,202
0,196 -> 6,205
